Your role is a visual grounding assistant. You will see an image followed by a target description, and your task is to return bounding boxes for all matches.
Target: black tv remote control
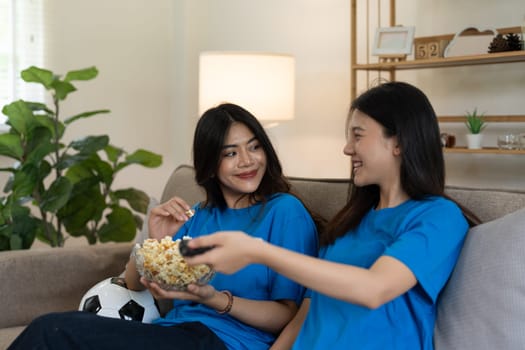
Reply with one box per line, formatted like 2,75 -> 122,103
179,239 -> 214,257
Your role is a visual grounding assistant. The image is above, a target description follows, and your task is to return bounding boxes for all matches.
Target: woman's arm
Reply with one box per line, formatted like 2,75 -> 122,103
187,232 -> 417,309
145,280 -> 297,334
270,298 -> 310,350
124,256 -> 146,291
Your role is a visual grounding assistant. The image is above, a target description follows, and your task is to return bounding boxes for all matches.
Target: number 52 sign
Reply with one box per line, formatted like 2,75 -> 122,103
414,34 -> 453,60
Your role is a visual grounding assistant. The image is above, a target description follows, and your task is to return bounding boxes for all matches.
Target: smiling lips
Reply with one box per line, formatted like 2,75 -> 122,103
237,170 -> 258,179
352,160 -> 363,173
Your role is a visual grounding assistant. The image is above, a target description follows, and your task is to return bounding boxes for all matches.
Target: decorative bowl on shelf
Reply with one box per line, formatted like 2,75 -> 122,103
497,134 -> 520,150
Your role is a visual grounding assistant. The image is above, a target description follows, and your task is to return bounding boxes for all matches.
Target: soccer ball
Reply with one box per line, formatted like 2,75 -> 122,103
79,277 -> 160,323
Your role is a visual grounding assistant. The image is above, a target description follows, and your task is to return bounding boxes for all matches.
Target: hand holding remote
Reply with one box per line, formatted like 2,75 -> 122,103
179,239 -> 214,257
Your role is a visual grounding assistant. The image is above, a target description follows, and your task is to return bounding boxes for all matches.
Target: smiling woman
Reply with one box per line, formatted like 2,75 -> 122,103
0,0 -> 45,125
8,102 -> 319,350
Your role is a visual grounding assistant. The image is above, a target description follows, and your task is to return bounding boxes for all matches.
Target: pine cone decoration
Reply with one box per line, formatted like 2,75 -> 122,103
488,34 -> 508,53
505,33 -> 523,51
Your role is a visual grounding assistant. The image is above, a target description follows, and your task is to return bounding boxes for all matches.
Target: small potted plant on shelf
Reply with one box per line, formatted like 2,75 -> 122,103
464,108 -> 486,149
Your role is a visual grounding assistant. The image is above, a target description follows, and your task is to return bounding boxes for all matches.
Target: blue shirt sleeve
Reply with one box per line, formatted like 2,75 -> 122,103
264,194 -> 319,304
383,198 -> 468,302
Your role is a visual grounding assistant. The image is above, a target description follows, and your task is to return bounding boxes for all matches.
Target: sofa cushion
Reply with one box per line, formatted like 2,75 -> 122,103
161,165 -> 205,204
288,176 -> 350,222
446,186 -> 525,223
0,326 -> 26,349
0,242 -> 133,329
434,207 -> 525,350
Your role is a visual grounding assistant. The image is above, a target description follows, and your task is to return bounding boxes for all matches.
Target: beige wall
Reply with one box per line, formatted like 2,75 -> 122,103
41,0 -> 178,201
4,0 -> 522,207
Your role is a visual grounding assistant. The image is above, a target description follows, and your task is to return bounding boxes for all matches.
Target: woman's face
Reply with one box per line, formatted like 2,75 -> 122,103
343,109 -> 401,189
217,122 -> 267,208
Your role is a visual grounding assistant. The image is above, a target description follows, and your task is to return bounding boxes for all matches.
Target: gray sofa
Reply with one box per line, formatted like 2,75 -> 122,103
1,164 -> 524,349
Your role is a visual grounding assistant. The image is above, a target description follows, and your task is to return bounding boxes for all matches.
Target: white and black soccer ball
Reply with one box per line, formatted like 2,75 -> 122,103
79,277 -> 160,323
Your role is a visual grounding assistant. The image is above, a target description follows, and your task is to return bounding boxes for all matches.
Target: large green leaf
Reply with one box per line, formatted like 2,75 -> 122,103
25,127 -> 54,164
0,133 -> 23,160
2,172 -> 15,193
64,162 -> 96,184
0,205 -> 6,226
64,155 -> 114,186
58,143 -> 108,172
34,221 -> 58,247
66,226 -> 92,242
34,114 -> 65,139
64,67 -> 98,82
51,80 -> 76,101
0,199 -> 27,225
91,158 -> 114,186
104,145 -> 123,163
1,100 -> 35,135
26,148 -> 54,169
0,204 -> 40,250
40,177 -> 73,213
57,154 -> 93,171
12,219 -> 39,249
24,101 -> 53,114
21,66 -> 54,89
11,164 -> 39,198
68,177 -> 100,197
9,200 -> 31,218
133,214 -> 144,233
97,206 -> 136,242
64,109 -> 110,125
0,228 -> 10,251
36,160 -> 53,184
112,188 -> 149,213
58,183 -> 105,230
9,234 -> 23,250
70,135 -> 109,155
117,149 -> 162,171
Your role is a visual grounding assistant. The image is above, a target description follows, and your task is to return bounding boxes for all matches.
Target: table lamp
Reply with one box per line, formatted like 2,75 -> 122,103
198,51 -> 295,127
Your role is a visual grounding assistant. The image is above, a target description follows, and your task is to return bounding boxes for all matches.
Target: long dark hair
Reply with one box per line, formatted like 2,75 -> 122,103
321,82 -> 479,246
192,103 -> 290,209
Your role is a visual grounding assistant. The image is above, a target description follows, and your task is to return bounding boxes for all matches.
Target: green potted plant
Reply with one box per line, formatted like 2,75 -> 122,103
0,66 -> 162,251
464,108 -> 486,149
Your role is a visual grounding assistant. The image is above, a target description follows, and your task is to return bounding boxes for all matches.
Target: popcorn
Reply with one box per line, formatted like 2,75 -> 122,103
134,236 -> 214,291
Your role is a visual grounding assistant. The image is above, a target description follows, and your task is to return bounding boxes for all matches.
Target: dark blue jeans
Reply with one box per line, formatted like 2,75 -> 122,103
8,311 -> 228,350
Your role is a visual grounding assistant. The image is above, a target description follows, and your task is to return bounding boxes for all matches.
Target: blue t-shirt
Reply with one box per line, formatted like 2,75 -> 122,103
292,196 -> 468,350
154,193 -> 318,350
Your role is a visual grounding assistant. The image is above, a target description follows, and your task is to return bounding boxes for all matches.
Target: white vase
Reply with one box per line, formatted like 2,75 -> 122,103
466,133 -> 483,149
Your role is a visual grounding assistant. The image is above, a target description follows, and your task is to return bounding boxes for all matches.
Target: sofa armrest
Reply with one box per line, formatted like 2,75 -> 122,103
0,242 -> 133,329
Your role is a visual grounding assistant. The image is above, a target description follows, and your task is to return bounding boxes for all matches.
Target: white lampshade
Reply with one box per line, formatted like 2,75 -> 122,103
198,52 -> 295,124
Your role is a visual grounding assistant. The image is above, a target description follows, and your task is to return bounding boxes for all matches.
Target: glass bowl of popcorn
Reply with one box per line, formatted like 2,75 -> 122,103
133,236 -> 215,291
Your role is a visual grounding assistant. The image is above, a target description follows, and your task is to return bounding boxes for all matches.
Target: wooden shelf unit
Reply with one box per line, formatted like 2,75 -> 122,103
437,115 -> 525,123
350,0 -> 525,156
444,147 -> 525,155
353,51 -> 525,72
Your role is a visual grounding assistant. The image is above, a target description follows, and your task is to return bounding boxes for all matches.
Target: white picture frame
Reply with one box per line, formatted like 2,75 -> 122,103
372,26 -> 415,56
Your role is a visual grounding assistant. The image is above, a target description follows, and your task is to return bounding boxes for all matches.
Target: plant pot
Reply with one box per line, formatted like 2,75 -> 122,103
466,133 -> 483,149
